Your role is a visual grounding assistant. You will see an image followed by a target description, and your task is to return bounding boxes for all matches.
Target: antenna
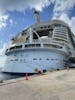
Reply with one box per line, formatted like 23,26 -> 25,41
34,10 -> 40,23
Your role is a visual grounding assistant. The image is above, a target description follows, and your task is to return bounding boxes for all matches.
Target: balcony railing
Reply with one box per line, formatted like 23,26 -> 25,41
5,38 -> 68,54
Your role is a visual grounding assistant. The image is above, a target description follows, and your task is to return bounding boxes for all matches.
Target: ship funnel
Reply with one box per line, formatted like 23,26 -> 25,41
34,10 -> 40,23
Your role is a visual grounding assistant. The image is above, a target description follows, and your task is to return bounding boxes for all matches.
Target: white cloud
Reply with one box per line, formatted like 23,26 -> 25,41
53,0 -> 75,18
0,42 -> 6,55
0,0 -> 52,13
0,0 -> 53,29
70,17 -> 75,34
0,0 -> 75,34
52,0 -> 75,34
52,13 -> 75,34
0,15 -> 9,29
57,14 -> 75,34
9,19 -> 14,26
59,13 -> 70,24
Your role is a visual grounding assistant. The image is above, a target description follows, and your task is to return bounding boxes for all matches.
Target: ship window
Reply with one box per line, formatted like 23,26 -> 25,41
10,59 -> 13,61
21,30 -> 26,36
10,46 -> 16,50
59,46 -> 63,48
16,45 -> 22,49
15,59 -> 18,61
14,54 -> 16,56
25,44 -> 40,48
54,24 -> 61,27
46,58 -> 49,60
33,58 -> 37,60
36,44 -> 40,47
39,58 -> 42,60
48,26 -> 50,28
51,59 -> 53,60
9,45 -> 22,51
40,27 -> 43,29
25,45 -> 28,47
48,30 -> 53,37
33,28 -> 36,30
6,49 -> 8,52
61,25 -> 65,27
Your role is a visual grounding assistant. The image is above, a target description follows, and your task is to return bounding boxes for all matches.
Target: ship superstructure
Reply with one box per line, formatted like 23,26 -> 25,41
2,11 -> 75,73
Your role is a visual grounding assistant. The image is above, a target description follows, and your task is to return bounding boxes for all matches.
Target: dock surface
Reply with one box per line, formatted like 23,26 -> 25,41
0,69 -> 75,100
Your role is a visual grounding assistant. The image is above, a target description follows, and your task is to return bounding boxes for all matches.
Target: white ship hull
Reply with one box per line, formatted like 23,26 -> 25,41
2,19 -> 75,73
2,48 -> 67,73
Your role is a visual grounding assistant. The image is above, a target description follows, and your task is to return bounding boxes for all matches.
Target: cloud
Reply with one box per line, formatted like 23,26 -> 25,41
58,13 -> 71,25
0,0 -> 52,13
52,0 -> 75,34
53,0 -> 75,18
70,17 -> 75,34
56,13 -> 75,34
0,0 -> 74,19
0,0 -> 75,34
0,41 -> 6,55
0,0 -> 53,29
0,15 -> 9,29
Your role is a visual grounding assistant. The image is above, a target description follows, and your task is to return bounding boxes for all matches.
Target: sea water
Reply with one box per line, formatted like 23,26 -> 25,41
0,55 -> 22,80
0,71 -> 21,80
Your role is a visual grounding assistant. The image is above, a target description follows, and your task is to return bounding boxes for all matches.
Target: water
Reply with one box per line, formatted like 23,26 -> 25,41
0,69 -> 24,81
0,73 -> 22,81
0,64 -> 25,81
0,55 -> 24,80
0,55 -> 33,81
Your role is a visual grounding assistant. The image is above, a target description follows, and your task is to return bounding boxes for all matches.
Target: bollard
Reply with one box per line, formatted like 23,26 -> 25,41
0,80 -> 3,83
26,73 -> 28,80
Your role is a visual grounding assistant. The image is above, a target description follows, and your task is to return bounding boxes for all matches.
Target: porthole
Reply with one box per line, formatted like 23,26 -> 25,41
33,58 -> 37,60
40,27 -> 43,29
39,58 -> 42,60
15,59 -> 18,61
51,59 -> 53,60
46,58 -> 49,60
10,59 -> 13,61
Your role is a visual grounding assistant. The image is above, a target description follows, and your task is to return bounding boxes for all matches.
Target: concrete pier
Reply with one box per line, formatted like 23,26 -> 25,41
0,69 -> 75,100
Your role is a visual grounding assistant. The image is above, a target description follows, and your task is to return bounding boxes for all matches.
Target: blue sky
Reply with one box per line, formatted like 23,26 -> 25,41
0,0 -> 75,51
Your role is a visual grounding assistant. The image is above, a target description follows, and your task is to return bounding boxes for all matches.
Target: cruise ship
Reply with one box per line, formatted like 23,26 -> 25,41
2,11 -> 75,73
